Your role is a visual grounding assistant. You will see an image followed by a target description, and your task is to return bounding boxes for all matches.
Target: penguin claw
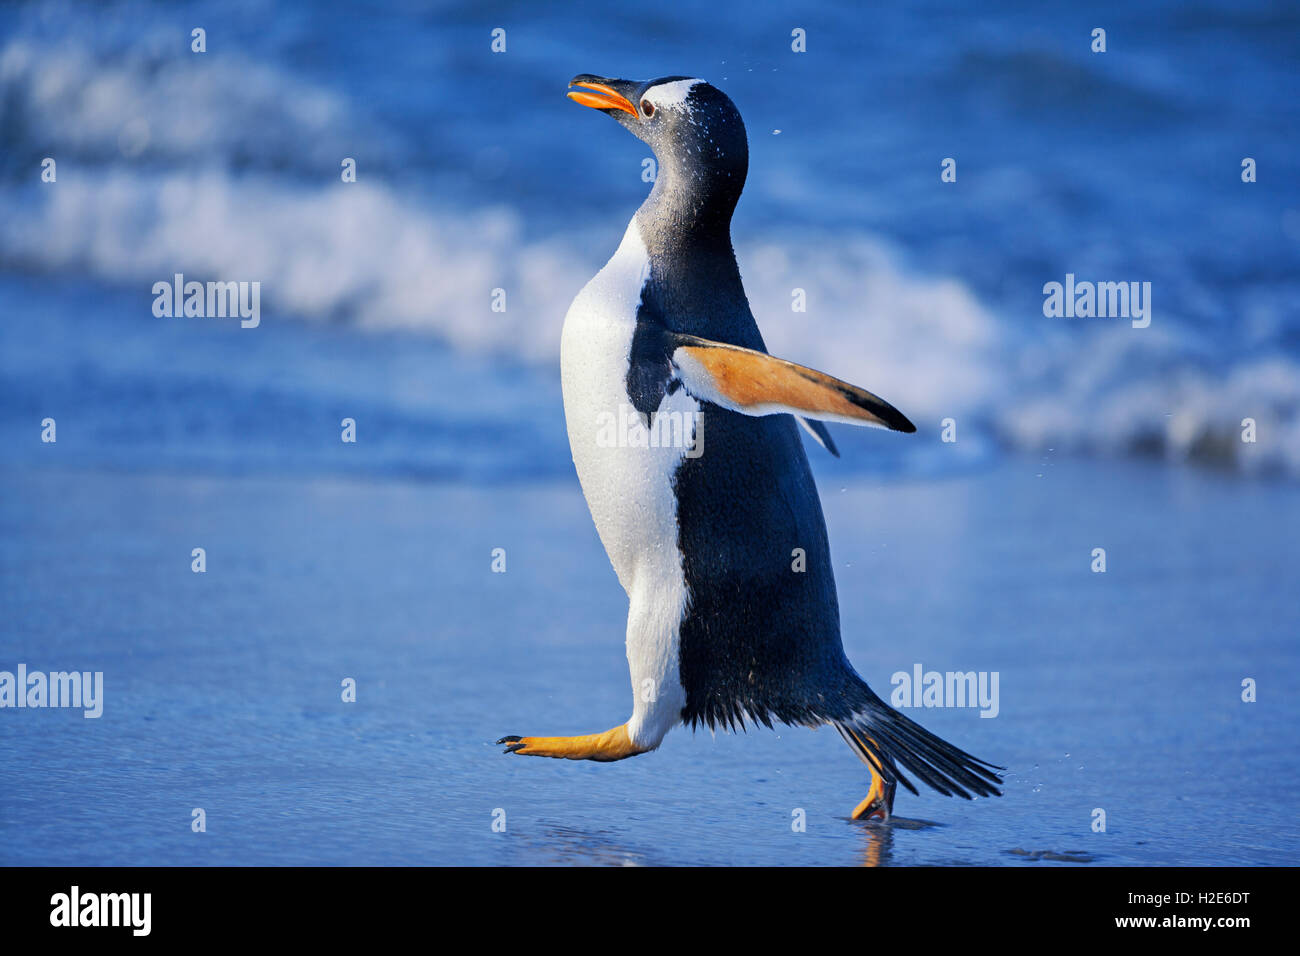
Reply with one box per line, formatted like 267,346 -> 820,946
497,735 -> 526,754
853,800 -> 890,822
851,778 -> 897,822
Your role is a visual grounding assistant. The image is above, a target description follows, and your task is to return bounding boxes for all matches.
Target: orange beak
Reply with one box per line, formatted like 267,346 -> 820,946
567,80 -> 638,118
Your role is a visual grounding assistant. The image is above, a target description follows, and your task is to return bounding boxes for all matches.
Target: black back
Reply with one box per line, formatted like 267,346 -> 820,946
622,79 -> 858,729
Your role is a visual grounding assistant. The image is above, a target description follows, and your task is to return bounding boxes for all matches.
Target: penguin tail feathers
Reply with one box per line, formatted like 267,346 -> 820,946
833,692 -> 1003,800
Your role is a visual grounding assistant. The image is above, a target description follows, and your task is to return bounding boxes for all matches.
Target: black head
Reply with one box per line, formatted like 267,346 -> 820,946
568,74 -> 749,234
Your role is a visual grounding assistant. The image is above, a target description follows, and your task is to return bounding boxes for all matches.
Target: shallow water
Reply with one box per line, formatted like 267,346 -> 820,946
3,459 -> 1296,865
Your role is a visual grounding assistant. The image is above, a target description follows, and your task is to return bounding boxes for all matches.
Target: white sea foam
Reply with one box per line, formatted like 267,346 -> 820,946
0,36 -> 366,166
6,161 -> 1299,474
3,30 -> 1297,476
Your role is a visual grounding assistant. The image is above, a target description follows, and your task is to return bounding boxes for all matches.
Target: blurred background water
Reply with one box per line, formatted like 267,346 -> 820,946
2,0 -> 1298,478
1,0 -> 1298,865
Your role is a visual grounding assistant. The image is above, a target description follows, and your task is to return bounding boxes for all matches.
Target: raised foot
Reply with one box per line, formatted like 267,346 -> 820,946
495,725 -> 642,762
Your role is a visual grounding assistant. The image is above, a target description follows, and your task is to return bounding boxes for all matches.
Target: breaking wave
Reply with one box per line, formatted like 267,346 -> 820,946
2,13 -> 1298,477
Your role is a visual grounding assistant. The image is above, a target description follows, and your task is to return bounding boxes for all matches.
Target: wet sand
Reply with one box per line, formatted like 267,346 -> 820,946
1,458 -> 1297,865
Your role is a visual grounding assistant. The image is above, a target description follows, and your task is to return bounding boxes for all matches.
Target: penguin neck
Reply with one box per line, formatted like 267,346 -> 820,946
636,159 -> 743,261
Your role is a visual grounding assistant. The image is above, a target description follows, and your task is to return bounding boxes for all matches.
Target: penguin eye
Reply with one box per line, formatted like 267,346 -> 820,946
640,99 -> 655,117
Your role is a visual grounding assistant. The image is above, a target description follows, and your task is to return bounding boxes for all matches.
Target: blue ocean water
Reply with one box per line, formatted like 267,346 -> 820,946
1,0 -> 1298,479
2,1 -> 1299,866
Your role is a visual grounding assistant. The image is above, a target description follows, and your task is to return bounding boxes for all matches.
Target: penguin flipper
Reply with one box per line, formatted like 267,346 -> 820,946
668,334 -> 916,434
797,417 -> 841,457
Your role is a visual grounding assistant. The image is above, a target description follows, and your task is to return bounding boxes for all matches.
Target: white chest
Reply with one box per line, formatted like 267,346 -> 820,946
560,219 -> 694,746
561,220 -> 694,586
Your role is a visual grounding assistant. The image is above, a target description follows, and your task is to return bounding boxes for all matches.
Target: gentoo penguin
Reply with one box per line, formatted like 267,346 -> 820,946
498,74 -> 1002,820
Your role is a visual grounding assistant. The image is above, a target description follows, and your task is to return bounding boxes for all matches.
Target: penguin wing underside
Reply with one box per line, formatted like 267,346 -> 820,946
667,334 -> 917,434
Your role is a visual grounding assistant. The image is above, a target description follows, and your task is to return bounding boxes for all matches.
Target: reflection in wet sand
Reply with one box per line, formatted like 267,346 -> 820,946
1007,848 -> 1094,863
852,816 -> 942,866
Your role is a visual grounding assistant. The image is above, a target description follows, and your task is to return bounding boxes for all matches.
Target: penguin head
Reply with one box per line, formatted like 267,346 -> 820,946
568,74 -> 748,205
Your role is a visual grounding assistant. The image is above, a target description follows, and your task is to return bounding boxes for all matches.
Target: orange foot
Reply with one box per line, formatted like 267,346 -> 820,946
851,772 -> 897,821
497,724 -> 643,762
